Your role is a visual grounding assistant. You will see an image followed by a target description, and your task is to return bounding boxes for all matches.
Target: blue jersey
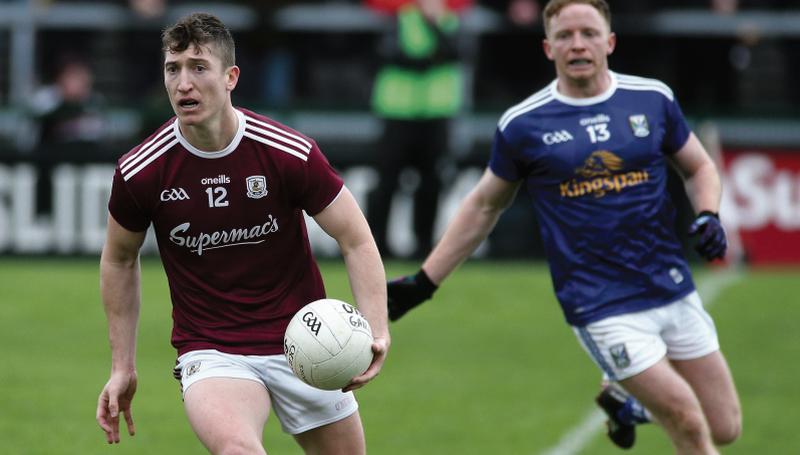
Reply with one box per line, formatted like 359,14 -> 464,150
489,72 -> 696,327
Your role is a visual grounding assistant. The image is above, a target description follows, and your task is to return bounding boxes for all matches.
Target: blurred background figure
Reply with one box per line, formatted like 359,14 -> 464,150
30,55 -> 107,149
365,0 -> 471,259
127,0 -> 166,19
482,0 -> 540,26
29,54 -> 108,214
710,0 -> 738,14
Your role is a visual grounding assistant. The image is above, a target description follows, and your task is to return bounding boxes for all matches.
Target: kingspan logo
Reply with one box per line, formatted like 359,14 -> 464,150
169,214 -> 279,255
560,150 -> 649,198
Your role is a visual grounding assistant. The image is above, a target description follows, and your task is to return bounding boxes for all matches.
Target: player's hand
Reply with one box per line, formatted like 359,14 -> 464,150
387,269 -> 438,321
96,371 -> 138,444
688,211 -> 727,261
344,336 -> 390,392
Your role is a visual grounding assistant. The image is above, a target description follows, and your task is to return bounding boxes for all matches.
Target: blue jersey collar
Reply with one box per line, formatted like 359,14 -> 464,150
550,71 -> 618,106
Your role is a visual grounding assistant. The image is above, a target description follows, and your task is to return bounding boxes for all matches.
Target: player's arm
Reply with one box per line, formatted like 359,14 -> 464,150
313,186 -> 389,391
424,168 -> 520,282
389,168 -> 521,320
670,132 -> 727,260
96,214 -> 146,443
670,132 -> 721,214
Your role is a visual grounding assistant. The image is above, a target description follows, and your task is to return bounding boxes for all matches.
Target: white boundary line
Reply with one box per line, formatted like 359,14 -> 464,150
540,410 -> 606,455
538,268 -> 744,455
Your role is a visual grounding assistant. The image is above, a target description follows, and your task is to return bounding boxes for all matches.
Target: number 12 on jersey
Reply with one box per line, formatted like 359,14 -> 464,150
206,187 -> 229,207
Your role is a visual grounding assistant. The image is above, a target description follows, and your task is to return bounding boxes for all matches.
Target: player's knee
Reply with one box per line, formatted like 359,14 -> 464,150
214,437 -> 266,455
711,408 -> 742,446
660,406 -> 709,445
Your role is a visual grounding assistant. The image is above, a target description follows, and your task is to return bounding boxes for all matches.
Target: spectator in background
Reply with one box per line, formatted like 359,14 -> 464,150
30,55 -> 108,214
710,0 -> 738,14
31,55 -> 107,149
482,0 -> 540,27
365,0 -> 470,258
127,0 -> 165,18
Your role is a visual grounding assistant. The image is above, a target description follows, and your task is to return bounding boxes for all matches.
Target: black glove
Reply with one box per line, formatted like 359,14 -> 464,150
387,269 -> 438,321
688,211 -> 727,261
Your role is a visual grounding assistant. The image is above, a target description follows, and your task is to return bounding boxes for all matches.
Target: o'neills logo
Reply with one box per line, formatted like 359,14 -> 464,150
169,214 -> 279,256
560,150 -> 649,198
201,174 -> 231,185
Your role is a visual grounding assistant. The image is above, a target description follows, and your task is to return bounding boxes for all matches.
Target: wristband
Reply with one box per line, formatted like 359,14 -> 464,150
416,269 -> 438,294
696,210 -> 719,219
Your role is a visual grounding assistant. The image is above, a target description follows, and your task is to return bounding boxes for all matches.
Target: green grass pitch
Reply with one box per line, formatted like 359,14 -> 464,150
0,258 -> 797,454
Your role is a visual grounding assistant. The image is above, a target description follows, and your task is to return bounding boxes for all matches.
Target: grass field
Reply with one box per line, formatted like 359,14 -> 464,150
0,257 -> 798,454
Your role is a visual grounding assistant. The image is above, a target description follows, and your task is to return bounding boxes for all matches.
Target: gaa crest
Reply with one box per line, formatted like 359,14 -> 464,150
246,175 -> 268,199
628,114 -> 650,138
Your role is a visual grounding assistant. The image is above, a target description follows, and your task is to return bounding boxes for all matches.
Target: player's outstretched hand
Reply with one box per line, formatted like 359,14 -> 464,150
96,371 -> 138,444
688,211 -> 727,261
387,269 -> 438,321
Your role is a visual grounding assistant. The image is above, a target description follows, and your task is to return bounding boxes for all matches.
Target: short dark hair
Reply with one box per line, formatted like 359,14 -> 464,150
161,12 -> 236,68
542,0 -> 611,37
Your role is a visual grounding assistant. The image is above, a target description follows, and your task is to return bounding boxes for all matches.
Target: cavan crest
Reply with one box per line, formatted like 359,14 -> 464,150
610,343 -> 631,369
628,114 -> 650,138
246,175 -> 268,199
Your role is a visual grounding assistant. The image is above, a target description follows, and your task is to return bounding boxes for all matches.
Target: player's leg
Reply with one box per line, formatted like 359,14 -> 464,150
620,359 -> 718,455
598,371 -> 653,426
595,379 -> 650,449
261,355 -> 364,455
576,304 -> 716,452
671,351 -> 741,446
574,311 -> 666,449
663,291 -> 742,446
184,378 -> 270,455
293,411 -> 366,455
174,350 -> 271,455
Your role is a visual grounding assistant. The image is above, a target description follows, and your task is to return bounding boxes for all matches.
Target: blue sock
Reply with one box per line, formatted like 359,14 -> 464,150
617,396 -> 651,425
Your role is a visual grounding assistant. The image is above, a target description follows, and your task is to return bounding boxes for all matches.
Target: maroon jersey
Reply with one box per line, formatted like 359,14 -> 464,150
108,108 -> 344,356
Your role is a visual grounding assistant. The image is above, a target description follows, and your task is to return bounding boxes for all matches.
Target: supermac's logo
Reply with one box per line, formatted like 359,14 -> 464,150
169,214 -> 279,256
561,150 -> 649,198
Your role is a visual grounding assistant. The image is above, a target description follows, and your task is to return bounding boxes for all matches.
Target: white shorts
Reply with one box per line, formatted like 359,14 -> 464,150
173,349 -> 359,435
572,291 -> 719,381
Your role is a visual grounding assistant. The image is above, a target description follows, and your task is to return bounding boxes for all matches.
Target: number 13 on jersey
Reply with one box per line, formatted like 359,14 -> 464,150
586,123 -> 610,143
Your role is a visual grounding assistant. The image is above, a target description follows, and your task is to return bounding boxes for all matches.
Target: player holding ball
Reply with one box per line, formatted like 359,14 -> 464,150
95,12 -> 389,455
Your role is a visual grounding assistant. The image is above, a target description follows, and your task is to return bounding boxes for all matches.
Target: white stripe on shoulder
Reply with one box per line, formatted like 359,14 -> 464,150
243,131 -> 309,161
616,74 -> 674,101
120,126 -> 175,173
244,123 -> 311,157
498,87 -> 554,131
244,114 -> 312,151
122,137 -> 179,181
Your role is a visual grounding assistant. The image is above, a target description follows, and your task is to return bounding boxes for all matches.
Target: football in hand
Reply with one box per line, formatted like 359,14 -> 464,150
283,299 -> 374,390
